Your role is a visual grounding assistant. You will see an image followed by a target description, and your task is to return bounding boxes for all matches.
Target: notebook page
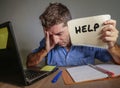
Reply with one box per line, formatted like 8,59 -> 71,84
66,65 -> 108,82
96,64 -> 120,76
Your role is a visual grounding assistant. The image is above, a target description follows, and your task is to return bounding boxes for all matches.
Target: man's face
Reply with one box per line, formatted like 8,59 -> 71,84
45,23 -> 70,47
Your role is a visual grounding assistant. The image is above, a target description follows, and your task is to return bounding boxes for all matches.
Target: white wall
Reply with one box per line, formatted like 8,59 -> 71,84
0,0 -> 120,64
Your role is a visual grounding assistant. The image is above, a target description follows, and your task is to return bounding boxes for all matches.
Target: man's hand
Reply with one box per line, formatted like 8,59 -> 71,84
100,19 -> 119,48
45,31 -> 57,52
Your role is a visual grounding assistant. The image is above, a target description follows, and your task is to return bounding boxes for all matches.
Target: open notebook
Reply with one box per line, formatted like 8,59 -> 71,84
63,64 -> 120,84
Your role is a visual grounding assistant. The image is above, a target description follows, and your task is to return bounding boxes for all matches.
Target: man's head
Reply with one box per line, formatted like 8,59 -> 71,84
39,3 -> 72,48
39,2 -> 72,29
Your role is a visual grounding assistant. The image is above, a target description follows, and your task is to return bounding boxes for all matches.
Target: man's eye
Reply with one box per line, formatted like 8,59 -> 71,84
56,33 -> 63,36
56,34 -> 61,36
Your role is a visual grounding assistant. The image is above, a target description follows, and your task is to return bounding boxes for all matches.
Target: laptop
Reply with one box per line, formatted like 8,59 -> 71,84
0,21 -> 58,85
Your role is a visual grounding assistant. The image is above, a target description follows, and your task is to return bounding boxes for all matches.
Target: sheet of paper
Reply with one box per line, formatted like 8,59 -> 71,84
97,64 -> 120,76
66,65 -> 108,82
40,65 -> 56,71
0,27 -> 8,49
68,14 -> 111,48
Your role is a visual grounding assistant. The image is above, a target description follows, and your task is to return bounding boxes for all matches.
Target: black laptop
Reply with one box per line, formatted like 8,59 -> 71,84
0,21 -> 58,85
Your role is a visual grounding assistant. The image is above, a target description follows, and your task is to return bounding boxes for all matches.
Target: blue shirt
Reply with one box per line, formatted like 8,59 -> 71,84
33,39 -> 112,66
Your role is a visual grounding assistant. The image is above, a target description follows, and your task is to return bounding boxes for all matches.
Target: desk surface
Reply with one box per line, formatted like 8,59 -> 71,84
0,67 -> 120,88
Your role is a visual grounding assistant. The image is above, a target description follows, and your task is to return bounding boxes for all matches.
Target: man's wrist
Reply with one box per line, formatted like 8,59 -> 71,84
108,42 -> 116,49
108,43 -> 118,53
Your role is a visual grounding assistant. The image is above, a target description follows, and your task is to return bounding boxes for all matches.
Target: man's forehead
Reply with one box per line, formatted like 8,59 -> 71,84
47,23 -> 66,34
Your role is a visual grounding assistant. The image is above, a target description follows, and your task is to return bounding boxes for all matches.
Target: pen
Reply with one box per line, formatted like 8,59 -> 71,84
88,64 -> 114,77
51,70 -> 62,83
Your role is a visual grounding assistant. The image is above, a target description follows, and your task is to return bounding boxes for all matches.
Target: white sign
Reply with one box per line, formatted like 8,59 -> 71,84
68,14 -> 111,48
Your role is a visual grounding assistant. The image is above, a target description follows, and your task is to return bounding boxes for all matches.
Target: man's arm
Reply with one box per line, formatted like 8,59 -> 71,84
26,47 -> 48,67
108,44 -> 120,64
26,30 -> 57,67
101,19 -> 120,64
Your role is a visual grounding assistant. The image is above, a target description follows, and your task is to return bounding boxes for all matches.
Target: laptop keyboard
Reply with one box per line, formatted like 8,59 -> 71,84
25,69 -> 46,80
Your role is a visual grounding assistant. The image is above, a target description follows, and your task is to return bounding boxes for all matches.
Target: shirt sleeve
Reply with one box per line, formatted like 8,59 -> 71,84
95,48 -> 112,62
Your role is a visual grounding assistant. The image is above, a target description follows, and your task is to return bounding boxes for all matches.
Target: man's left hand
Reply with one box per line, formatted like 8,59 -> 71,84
100,19 -> 119,48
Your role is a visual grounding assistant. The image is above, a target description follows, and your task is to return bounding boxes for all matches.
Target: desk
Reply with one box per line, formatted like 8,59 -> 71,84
0,68 -> 120,88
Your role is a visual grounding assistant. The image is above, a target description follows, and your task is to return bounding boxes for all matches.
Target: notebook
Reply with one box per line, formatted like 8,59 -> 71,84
0,21 -> 58,85
67,14 -> 111,48
64,64 -> 120,84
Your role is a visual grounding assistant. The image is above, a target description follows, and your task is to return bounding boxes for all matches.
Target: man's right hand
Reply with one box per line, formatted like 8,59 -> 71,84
45,31 -> 56,53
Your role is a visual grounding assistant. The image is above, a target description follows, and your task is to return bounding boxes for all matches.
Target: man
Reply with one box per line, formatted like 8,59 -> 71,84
26,3 -> 120,67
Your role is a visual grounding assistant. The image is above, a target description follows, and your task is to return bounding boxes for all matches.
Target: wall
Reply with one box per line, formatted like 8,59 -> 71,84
0,0 -> 120,65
